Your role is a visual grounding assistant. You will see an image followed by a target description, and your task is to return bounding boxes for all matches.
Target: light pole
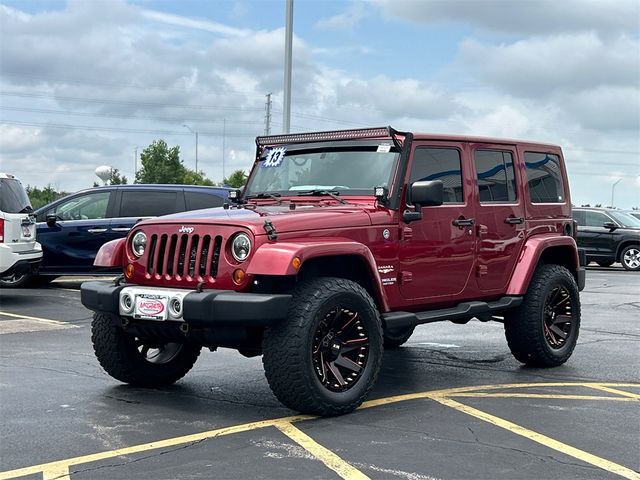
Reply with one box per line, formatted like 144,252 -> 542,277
611,178 -> 622,207
183,124 -> 199,172
222,118 -> 226,181
283,0 -> 293,133
134,146 -> 139,180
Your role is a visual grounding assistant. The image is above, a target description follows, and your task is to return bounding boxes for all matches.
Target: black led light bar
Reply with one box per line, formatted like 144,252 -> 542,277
256,126 -> 394,146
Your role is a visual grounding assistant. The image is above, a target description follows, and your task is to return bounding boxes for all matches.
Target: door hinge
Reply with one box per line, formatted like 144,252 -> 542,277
402,226 -> 413,240
476,265 -> 488,277
400,271 -> 413,284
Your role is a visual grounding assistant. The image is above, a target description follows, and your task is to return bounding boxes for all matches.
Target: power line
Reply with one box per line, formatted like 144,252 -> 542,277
0,91 -> 264,112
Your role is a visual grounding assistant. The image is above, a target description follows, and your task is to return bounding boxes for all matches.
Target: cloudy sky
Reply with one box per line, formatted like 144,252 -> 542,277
1,0 -> 638,207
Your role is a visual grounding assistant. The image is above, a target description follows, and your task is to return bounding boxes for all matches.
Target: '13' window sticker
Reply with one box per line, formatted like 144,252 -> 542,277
262,147 -> 287,168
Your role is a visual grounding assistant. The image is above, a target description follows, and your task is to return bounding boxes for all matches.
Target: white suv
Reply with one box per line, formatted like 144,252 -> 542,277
0,173 -> 42,285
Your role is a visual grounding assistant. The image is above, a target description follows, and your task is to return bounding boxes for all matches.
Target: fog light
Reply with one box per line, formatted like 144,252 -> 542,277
125,263 -> 134,279
292,257 -> 301,269
121,293 -> 134,313
169,297 -> 182,318
232,269 -> 246,285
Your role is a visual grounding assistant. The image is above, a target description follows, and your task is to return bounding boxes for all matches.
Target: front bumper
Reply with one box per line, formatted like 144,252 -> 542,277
80,281 -> 292,327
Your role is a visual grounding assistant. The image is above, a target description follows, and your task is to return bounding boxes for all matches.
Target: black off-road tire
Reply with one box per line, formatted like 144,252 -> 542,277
262,277 -> 383,416
91,313 -> 201,387
383,326 -> 415,349
595,260 -> 614,268
620,245 -> 640,271
504,264 -> 581,367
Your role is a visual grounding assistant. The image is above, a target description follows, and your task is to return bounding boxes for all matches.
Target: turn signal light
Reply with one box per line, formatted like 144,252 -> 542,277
292,257 -> 301,269
232,269 -> 246,285
125,263 -> 134,279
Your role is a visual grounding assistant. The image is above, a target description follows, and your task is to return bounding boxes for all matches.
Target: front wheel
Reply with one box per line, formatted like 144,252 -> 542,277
504,264 -> 580,367
91,313 -> 201,387
262,277 -> 383,416
620,245 -> 640,271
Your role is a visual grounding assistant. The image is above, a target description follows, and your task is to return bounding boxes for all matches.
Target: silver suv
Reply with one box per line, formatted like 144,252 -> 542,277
0,173 -> 42,285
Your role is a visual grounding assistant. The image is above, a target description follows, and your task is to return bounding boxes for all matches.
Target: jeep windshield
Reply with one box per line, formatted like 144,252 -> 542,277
244,144 -> 400,198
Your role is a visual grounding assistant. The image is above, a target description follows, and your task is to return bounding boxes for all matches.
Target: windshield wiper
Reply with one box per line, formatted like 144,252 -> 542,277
296,190 -> 347,204
245,192 -> 282,204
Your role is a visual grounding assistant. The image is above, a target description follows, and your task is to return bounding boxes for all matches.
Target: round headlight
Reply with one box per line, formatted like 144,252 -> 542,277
231,233 -> 251,262
131,231 -> 147,257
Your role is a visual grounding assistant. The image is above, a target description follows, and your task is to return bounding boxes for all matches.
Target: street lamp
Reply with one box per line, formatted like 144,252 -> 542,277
611,178 -> 622,207
183,124 -> 199,172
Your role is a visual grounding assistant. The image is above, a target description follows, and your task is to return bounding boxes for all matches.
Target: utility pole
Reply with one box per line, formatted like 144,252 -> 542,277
611,178 -> 622,207
283,0 -> 293,133
183,124 -> 198,172
134,146 -> 138,180
265,93 -> 272,135
222,118 -> 226,181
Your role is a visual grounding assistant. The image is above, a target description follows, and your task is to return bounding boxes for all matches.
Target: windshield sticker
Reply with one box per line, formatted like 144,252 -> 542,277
262,147 -> 287,168
377,144 -> 391,153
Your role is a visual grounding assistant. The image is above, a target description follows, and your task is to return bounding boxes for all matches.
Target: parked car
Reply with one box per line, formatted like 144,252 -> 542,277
0,173 -> 42,283
0,184 -> 230,287
81,126 -> 585,416
624,210 -> 640,221
572,207 -> 640,271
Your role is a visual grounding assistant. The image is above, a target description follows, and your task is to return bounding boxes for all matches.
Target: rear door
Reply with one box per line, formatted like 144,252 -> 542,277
471,145 -> 525,292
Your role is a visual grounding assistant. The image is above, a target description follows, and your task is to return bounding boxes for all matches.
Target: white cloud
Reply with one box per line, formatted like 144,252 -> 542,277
316,2 -> 368,30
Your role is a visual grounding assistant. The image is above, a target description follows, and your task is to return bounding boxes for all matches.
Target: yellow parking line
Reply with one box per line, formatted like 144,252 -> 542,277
275,422 -> 370,480
432,396 -> 640,480
447,393 -> 637,402
585,384 -> 640,400
0,415 -> 312,480
42,464 -> 70,480
0,311 -> 71,327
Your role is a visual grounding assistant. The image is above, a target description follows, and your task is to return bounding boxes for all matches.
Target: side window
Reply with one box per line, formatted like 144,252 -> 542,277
475,150 -> 517,203
585,211 -> 611,228
410,148 -> 464,204
51,192 -> 110,220
524,152 -> 565,203
572,210 -> 586,226
185,191 -> 224,210
119,191 -> 179,217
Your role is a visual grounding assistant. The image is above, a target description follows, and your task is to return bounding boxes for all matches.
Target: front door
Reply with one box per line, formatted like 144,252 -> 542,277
399,143 -> 476,303
471,145 -> 526,292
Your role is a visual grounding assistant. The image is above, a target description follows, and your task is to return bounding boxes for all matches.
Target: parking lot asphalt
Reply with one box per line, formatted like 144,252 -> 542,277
0,268 -> 638,480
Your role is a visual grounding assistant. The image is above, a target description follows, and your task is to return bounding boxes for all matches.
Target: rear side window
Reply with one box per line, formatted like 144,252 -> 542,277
524,152 -> 565,203
410,148 -> 464,203
120,191 -> 179,217
475,150 -> 517,203
0,178 -> 32,214
185,191 -> 224,210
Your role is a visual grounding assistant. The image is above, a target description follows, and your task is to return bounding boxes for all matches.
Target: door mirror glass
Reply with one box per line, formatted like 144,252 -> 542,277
46,214 -> 57,227
411,180 -> 444,207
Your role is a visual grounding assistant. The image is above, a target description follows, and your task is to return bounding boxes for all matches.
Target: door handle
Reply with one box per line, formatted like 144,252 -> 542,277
111,227 -> 132,232
504,216 -> 524,225
452,218 -> 475,227
87,228 -> 108,233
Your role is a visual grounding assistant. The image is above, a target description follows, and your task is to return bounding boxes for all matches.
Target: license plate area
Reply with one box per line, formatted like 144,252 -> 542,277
134,293 -> 168,321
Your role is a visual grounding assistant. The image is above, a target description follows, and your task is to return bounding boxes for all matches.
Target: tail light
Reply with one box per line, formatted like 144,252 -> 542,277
0,218 -> 4,242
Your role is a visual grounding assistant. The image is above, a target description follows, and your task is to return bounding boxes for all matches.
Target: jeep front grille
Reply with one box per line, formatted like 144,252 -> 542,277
146,233 -> 222,280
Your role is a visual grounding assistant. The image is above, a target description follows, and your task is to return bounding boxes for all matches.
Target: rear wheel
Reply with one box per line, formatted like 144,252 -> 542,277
91,313 -> 201,387
620,246 -> 640,271
0,272 -> 33,288
383,326 -> 415,349
504,264 -> 580,367
262,277 -> 383,416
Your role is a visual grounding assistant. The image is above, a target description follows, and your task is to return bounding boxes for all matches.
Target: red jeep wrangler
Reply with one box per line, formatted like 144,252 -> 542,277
81,127 -> 586,416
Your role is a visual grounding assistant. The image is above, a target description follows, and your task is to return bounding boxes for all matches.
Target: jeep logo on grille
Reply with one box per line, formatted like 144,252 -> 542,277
179,226 -> 194,234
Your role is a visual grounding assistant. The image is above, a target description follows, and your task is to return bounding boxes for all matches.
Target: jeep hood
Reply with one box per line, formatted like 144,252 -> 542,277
138,203 -> 377,235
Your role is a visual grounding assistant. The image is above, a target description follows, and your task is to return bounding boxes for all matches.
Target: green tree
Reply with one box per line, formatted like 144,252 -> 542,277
26,185 -> 62,209
223,170 -> 248,188
136,139 -> 185,184
134,139 -> 216,185
109,168 -> 127,185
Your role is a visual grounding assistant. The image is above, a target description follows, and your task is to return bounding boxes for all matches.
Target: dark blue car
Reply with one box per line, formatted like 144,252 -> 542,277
1,184 -> 230,287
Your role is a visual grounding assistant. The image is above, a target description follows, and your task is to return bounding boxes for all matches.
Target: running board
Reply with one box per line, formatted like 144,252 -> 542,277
382,296 -> 523,330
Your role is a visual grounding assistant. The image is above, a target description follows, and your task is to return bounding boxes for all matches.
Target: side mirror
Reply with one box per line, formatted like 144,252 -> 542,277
603,221 -> 617,231
46,214 -> 57,227
403,180 -> 444,223
411,180 -> 444,207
